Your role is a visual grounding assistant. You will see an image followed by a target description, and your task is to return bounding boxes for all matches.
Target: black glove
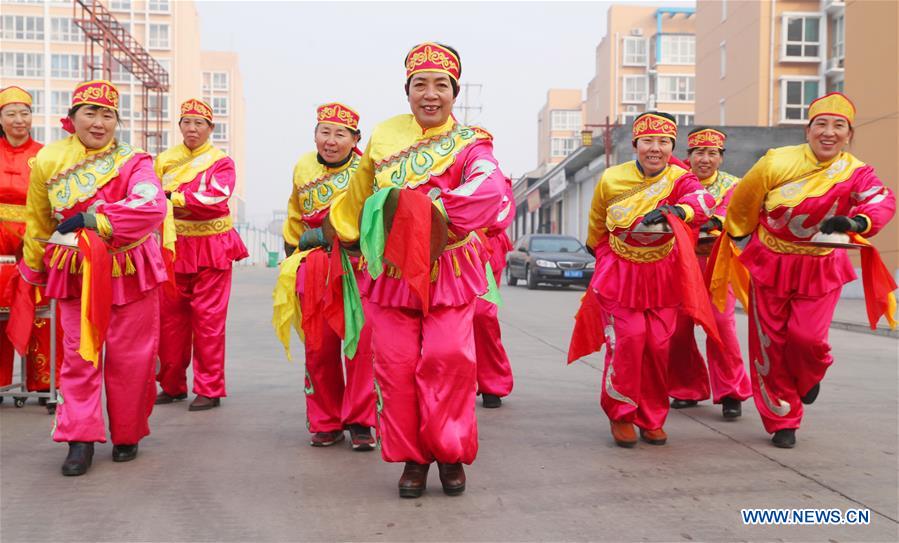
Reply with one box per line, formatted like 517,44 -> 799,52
586,245 -> 596,257
700,216 -> 723,233
728,232 -> 749,242
164,191 -> 172,200
298,227 -> 326,250
820,215 -> 868,234
284,241 -> 297,257
56,213 -> 86,234
641,205 -> 686,226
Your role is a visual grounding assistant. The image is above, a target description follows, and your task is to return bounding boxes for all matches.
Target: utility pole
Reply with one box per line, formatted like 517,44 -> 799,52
454,83 -> 483,125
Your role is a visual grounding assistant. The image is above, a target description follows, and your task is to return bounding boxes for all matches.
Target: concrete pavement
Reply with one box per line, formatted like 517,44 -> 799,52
1,267 -> 897,542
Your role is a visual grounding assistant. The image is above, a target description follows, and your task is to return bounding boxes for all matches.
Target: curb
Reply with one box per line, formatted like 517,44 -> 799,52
735,308 -> 897,339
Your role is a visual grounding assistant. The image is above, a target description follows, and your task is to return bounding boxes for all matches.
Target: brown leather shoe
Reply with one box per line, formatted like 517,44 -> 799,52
640,427 -> 668,445
610,421 -> 637,448
155,391 -> 187,405
188,395 -> 221,411
437,462 -> 466,496
398,462 -> 430,498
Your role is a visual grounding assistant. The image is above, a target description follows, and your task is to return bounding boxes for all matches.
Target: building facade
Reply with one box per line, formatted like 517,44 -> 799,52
536,88 -> 585,169
0,0 -> 245,219
694,0 -> 846,127
585,5 -> 696,131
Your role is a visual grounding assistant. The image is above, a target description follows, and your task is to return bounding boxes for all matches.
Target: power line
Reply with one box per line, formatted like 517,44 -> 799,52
455,83 -> 483,125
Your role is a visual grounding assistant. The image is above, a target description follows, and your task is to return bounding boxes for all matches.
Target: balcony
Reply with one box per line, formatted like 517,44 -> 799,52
823,0 -> 845,16
826,56 -> 845,75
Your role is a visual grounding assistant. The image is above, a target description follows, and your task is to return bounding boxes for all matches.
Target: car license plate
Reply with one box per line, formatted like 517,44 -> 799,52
563,270 -> 583,278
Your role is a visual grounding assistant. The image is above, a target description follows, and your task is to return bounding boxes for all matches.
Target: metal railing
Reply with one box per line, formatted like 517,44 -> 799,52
233,222 -> 282,267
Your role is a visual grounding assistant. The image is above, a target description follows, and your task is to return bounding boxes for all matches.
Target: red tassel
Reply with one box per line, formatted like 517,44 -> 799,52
322,239 -> 345,339
667,213 -> 722,347
301,248 -> 329,351
60,117 -> 75,134
5,273 -> 35,356
385,190 -> 433,315
567,290 -> 605,364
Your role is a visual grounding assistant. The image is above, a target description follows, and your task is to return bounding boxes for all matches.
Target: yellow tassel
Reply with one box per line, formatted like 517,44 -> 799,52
464,246 -> 473,265
56,249 -> 69,270
111,256 -> 122,278
430,262 -> 439,282
452,254 -> 461,277
124,253 -> 136,275
357,256 -> 366,271
78,258 -> 85,274
69,254 -> 77,274
49,246 -> 61,268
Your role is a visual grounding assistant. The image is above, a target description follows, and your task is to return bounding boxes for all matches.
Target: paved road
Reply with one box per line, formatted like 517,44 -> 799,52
1,267 -> 897,542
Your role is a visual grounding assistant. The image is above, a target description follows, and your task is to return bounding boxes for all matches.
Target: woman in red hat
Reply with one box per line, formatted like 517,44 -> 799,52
277,102 -> 376,450
19,80 -> 167,475
327,42 -> 509,498
0,86 -> 62,399
153,98 -> 248,411
717,92 -> 896,448
570,111 -> 717,449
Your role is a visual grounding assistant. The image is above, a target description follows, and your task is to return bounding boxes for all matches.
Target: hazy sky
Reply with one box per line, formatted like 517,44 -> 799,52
195,1 -> 690,224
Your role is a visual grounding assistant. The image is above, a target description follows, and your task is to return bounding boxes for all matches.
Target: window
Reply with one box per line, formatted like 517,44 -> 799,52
550,110 -> 581,131
622,75 -> 648,103
148,23 -> 170,49
719,99 -> 726,125
1,52 -> 44,78
211,96 -> 229,116
24,89 -> 43,114
550,137 -> 577,158
720,42 -> 727,79
213,72 -> 229,91
657,34 -> 695,65
51,127 -> 70,141
111,58 -> 132,83
51,54 -> 82,79
148,0 -> 170,13
51,91 -> 69,115
781,79 -> 820,122
674,114 -> 694,127
51,17 -> 82,42
828,79 -> 844,93
782,13 -> 822,60
832,14 -> 845,61
119,94 -> 132,119
622,36 -> 647,66
118,129 -> 132,145
212,122 -> 229,142
31,126 -> 45,143
108,0 -> 131,11
148,94 -> 170,120
657,75 -> 694,102
620,112 -> 640,126
2,15 -> 44,40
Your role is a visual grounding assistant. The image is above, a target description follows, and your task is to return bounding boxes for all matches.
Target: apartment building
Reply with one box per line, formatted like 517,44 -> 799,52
0,0 -> 245,219
585,5 -> 696,131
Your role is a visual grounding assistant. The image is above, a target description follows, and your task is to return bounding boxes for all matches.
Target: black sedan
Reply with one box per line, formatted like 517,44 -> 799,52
505,234 -> 594,289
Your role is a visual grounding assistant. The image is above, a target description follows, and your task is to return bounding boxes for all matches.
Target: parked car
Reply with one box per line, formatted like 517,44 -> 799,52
505,234 -> 595,289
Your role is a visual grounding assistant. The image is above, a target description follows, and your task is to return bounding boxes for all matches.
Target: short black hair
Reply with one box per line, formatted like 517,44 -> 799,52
404,42 -> 461,98
68,103 -> 120,122
631,111 -> 678,150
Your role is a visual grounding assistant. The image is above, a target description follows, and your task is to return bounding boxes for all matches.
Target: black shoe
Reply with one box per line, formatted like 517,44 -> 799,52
721,397 -> 742,420
112,444 -> 139,462
670,399 -> 699,409
348,425 -> 375,451
801,383 -> 820,405
61,442 -> 94,476
481,394 -> 502,408
155,391 -> 187,405
772,429 -> 797,449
